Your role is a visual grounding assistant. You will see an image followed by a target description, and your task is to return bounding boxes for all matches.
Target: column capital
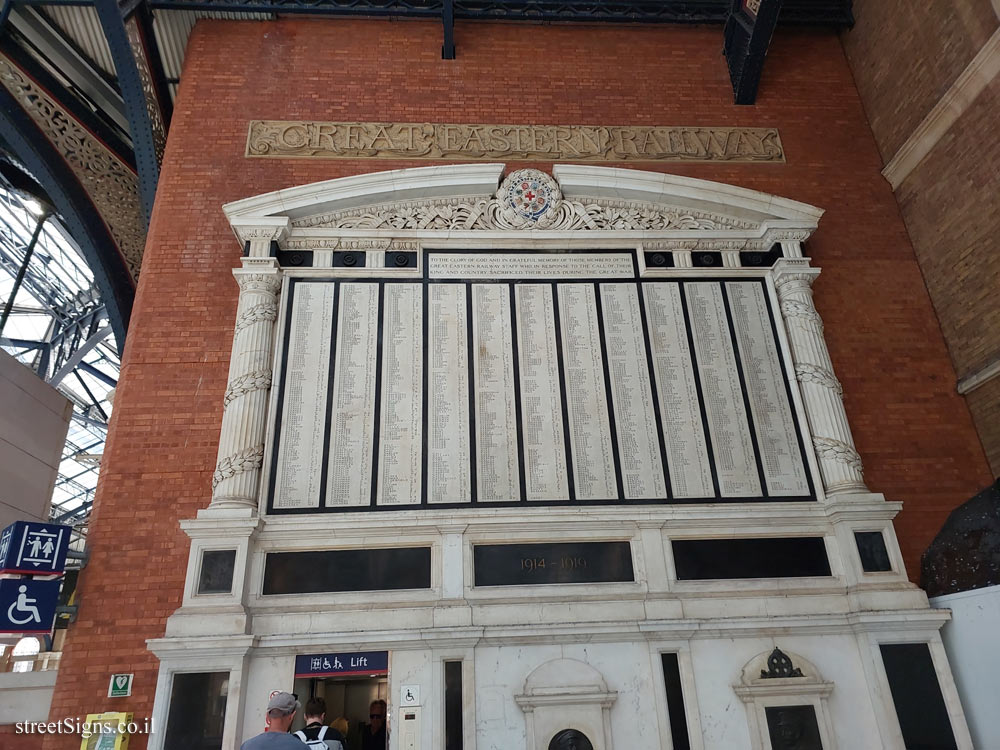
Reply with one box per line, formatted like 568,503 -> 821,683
234,264 -> 283,294
231,217 -> 291,256
772,258 -> 819,290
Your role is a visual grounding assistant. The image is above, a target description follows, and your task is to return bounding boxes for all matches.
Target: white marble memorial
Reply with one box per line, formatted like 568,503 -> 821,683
325,283 -> 379,507
515,284 -> 569,501
686,282 -> 762,497
472,284 -> 520,502
559,283 -> 618,501
427,283 -> 472,503
154,166 -> 972,750
642,282 -> 714,498
273,281 -> 334,509
377,283 -> 423,505
600,283 -> 666,499
726,282 -> 809,496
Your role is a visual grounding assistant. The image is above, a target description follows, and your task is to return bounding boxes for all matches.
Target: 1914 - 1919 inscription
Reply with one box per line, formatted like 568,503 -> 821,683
473,542 -> 634,586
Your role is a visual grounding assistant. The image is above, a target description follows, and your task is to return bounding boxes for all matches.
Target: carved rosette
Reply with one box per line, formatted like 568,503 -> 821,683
497,168 -> 562,228
211,267 -> 283,509
774,260 -> 867,495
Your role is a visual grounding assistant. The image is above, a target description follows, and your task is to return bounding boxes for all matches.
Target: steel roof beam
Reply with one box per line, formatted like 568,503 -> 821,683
93,0 -> 160,223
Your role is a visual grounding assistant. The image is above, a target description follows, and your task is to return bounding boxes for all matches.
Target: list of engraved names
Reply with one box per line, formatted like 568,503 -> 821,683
270,266 -> 810,510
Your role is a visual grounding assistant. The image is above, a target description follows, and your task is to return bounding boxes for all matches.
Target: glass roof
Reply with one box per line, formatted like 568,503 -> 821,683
0,182 -> 120,535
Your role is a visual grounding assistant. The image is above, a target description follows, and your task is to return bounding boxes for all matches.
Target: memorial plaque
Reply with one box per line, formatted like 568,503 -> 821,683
515,285 -> 569,501
765,706 -> 824,750
473,542 -> 634,586
558,284 -> 618,500
726,282 -> 808,496
428,253 -> 634,280
472,284 -> 520,501
263,547 -> 432,594
377,284 -> 423,505
672,537 -> 831,579
600,283 -> 666,499
274,282 -> 334,509
427,284 -> 471,503
685,282 -> 761,497
642,283 -> 714,498
268,255 -> 815,514
325,283 -> 379,507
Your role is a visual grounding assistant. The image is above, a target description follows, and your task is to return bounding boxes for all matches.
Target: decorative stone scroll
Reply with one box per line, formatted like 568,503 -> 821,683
294,169 -> 754,233
247,121 -> 784,163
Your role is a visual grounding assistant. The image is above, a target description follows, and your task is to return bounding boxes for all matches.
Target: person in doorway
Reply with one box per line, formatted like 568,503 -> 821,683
361,699 -> 387,750
241,692 -> 303,749
294,697 -> 346,749
330,717 -> 349,746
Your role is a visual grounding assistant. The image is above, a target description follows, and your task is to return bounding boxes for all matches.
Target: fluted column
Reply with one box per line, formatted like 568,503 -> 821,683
773,258 -> 867,496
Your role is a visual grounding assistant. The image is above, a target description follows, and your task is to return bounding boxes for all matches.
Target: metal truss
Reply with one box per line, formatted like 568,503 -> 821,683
6,0 -> 853,25
0,180 -> 119,536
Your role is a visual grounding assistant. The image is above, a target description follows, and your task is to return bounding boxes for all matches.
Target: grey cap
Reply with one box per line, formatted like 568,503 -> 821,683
267,692 -> 300,716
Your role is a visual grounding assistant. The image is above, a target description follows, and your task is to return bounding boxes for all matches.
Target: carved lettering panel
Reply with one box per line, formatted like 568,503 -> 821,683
248,121 -> 784,163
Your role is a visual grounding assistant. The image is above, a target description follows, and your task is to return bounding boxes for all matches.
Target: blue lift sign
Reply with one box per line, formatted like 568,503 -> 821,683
0,578 -> 60,634
0,521 -> 70,575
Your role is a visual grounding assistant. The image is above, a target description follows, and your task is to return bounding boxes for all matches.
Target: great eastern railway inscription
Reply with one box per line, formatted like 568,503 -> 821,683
247,121 -> 785,163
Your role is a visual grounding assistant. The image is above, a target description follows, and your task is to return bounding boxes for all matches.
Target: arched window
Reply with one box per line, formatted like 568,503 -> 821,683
11,636 -> 40,672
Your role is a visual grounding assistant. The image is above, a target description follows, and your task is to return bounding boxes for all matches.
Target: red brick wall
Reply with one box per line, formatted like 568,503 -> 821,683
842,0 -> 998,163
42,18 -> 992,748
0,726 -> 44,750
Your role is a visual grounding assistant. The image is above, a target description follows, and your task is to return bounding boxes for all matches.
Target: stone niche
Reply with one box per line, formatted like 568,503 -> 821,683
515,658 -> 617,750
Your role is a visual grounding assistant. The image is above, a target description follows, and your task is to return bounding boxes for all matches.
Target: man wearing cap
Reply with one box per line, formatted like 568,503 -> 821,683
241,691 -> 306,749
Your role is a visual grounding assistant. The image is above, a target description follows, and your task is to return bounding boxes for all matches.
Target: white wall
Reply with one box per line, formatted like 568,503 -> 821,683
0,351 -> 72,528
0,669 -> 57,723
931,585 -> 1000,749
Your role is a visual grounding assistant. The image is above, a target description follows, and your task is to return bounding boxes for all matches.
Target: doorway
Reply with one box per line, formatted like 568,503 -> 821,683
293,673 -> 388,747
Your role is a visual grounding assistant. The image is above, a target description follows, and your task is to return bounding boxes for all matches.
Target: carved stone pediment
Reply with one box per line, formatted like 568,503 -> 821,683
291,168 -> 755,232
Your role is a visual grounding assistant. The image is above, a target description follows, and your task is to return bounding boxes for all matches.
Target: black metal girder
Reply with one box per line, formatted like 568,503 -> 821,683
724,0 -> 782,104
93,0 -> 160,223
0,97 -> 133,349
67,0 -> 852,27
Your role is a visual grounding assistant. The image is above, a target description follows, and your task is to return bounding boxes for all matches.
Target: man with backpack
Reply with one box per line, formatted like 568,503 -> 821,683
294,697 -> 346,750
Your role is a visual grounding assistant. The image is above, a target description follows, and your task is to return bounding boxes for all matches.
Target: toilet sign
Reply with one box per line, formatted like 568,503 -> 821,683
0,521 -> 70,575
0,578 -> 60,634
108,673 -> 133,697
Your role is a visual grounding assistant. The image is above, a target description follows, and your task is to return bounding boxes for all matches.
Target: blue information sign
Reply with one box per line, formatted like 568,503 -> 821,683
0,578 -> 60,634
295,651 -> 389,678
0,521 -> 70,575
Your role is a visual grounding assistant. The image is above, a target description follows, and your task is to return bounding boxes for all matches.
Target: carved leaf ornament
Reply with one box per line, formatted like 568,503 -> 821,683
291,168 -> 754,232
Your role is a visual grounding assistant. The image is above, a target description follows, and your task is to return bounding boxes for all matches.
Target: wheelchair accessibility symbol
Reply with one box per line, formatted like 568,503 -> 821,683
8,585 -> 41,625
0,578 -> 59,633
